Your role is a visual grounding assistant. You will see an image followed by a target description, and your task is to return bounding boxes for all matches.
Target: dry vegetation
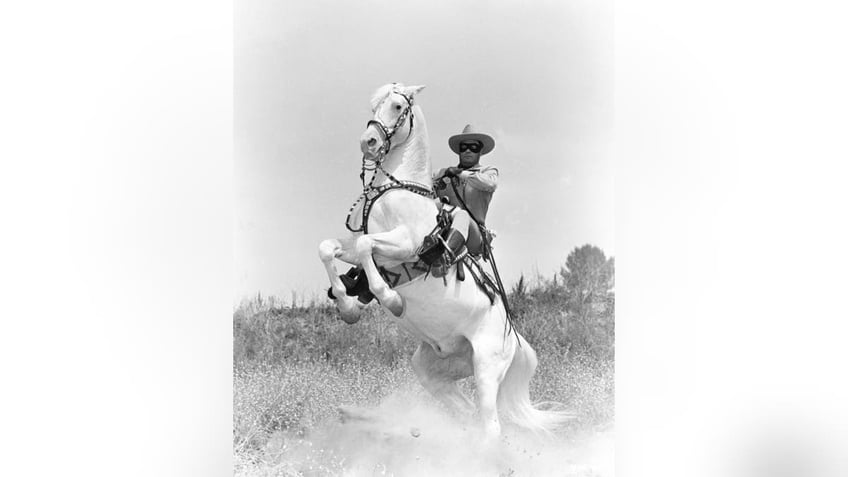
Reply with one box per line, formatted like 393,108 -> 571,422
234,245 -> 615,476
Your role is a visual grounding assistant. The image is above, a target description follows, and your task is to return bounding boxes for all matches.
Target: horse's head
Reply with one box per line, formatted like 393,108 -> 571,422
360,83 -> 426,158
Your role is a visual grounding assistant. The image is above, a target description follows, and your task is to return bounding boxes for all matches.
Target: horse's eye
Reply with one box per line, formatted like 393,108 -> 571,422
395,104 -> 402,110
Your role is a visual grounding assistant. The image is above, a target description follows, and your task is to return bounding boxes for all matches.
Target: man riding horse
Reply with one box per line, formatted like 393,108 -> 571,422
331,124 -> 500,302
320,84 -> 570,439
430,124 -> 498,265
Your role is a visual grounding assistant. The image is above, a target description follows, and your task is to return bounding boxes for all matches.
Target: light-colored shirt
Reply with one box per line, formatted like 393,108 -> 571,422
433,164 -> 499,225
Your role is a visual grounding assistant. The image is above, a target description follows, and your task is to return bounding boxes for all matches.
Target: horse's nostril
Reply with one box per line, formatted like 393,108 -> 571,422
367,138 -> 377,147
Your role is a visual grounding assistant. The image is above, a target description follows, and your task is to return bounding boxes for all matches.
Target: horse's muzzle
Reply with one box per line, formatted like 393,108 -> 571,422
360,125 -> 384,155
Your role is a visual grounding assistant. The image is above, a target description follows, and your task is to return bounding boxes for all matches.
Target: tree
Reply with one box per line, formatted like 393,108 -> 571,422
560,245 -> 615,357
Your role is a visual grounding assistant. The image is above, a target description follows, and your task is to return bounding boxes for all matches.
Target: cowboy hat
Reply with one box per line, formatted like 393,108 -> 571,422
448,124 -> 495,155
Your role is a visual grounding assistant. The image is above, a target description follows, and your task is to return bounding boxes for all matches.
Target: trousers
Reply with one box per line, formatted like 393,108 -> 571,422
449,208 -> 485,256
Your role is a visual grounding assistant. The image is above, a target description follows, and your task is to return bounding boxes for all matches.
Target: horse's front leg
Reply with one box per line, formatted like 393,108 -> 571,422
354,227 -> 417,317
318,236 -> 364,323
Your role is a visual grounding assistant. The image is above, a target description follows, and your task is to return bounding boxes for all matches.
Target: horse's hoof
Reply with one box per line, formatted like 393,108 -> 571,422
383,294 -> 404,317
339,311 -> 362,324
337,299 -> 363,324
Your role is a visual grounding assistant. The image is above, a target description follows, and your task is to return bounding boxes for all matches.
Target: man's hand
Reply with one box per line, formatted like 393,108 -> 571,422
443,167 -> 463,178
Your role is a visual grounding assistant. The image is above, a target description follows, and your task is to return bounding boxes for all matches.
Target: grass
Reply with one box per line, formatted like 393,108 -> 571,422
233,272 -> 614,476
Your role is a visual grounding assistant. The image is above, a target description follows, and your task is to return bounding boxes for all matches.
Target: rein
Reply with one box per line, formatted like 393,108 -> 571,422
345,88 -> 434,234
449,179 -> 519,346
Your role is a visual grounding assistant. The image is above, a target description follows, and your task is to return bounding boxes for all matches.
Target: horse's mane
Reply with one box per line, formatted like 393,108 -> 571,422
369,83 -> 404,112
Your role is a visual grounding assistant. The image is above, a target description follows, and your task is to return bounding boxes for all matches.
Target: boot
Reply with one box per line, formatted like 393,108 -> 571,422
446,229 -> 468,283
431,229 -> 467,279
443,229 -> 468,266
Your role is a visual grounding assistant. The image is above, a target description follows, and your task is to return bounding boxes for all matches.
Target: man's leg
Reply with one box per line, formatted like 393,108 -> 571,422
417,207 -> 481,270
449,208 -> 483,256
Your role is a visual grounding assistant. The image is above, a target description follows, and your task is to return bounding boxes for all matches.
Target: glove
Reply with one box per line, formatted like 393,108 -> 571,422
444,167 -> 462,178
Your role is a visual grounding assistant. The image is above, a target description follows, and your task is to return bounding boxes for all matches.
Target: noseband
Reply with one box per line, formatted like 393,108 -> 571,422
365,90 -> 415,159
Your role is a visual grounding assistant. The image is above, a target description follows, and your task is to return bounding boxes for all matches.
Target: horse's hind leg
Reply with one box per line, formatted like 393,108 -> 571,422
318,237 -> 363,323
411,341 -> 475,418
470,314 -> 518,440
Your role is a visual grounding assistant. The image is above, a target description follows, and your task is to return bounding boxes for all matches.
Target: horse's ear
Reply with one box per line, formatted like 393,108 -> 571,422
403,84 -> 426,98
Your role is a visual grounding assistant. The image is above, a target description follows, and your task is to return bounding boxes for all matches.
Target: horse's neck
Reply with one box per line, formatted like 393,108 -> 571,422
376,109 -> 431,186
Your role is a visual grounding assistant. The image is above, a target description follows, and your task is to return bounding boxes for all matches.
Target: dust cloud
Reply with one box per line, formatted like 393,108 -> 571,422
275,390 -> 613,477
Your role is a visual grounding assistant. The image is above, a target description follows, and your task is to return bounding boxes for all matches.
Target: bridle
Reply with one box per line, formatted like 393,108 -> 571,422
364,89 -> 415,162
359,88 -> 415,186
345,87 -> 435,234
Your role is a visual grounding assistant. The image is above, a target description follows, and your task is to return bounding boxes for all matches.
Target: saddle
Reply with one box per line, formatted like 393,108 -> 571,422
328,257 -> 498,307
327,205 -> 498,306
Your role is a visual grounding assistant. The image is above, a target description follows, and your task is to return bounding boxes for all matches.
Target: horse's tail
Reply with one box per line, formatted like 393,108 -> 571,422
497,332 -> 576,435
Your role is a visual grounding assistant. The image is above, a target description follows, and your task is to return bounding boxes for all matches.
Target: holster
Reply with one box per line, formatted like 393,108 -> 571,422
417,232 -> 446,266
416,205 -> 469,280
417,207 -> 454,266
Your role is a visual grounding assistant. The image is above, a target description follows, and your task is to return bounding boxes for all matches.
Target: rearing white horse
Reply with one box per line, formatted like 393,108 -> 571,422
318,83 -> 570,439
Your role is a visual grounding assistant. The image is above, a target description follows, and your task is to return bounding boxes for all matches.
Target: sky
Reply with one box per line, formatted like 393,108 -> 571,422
235,0 -> 613,303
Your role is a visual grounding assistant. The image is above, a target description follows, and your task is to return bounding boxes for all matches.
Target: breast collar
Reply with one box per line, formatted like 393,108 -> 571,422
345,180 -> 435,234
345,87 -> 435,233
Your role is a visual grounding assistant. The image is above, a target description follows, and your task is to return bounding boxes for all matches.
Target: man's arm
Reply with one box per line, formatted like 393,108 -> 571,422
459,166 -> 499,192
432,167 -> 447,183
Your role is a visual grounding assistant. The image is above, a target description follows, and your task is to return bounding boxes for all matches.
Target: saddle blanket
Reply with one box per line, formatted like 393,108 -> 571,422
378,255 -> 498,304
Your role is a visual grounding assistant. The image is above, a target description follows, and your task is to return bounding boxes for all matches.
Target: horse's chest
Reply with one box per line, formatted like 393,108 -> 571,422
393,306 -> 477,356
397,319 -> 468,357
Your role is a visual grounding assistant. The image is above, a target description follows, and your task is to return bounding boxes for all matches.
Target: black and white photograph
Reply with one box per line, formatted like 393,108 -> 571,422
5,1 -> 848,476
234,1 -> 613,475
